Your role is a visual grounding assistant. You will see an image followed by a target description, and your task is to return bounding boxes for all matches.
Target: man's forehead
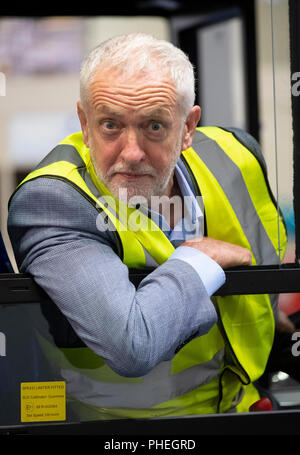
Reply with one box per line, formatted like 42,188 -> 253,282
88,76 -> 179,119
95,103 -> 174,118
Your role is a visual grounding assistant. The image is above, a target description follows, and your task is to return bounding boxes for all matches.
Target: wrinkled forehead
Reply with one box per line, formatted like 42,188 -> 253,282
87,66 -> 179,116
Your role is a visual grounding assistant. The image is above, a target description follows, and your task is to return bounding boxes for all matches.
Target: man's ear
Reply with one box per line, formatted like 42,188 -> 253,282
77,101 -> 89,147
181,105 -> 201,151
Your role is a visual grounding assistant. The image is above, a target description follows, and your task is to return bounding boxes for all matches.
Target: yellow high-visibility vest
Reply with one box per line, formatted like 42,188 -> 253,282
12,127 -> 286,418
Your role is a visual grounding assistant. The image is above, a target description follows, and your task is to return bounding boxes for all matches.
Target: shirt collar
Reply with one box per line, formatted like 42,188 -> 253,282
174,164 -> 203,225
138,162 -> 203,240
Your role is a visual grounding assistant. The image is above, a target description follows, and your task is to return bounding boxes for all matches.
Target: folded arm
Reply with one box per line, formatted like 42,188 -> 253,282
8,178 -> 224,377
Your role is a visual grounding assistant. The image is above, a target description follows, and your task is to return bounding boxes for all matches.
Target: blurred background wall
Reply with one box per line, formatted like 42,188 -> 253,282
0,0 -> 295,269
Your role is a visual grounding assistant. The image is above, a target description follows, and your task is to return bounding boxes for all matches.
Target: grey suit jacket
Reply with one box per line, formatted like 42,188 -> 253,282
7,173 -> 218,377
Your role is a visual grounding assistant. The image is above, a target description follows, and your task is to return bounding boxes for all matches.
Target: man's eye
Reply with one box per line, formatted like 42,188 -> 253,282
104,121 -> 116,130
149,122 -> 162,132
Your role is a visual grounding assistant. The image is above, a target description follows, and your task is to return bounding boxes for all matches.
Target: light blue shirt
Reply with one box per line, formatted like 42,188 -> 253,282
148,164 -> 225,297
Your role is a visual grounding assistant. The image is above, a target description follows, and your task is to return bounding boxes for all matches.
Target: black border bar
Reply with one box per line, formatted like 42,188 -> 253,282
0,409 -> 300,435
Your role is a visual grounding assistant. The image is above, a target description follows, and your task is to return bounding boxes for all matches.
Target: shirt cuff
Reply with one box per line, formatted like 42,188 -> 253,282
168,246 -> 226,296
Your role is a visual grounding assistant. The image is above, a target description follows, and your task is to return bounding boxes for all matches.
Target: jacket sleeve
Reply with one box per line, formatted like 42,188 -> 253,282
7,177 -> 218,377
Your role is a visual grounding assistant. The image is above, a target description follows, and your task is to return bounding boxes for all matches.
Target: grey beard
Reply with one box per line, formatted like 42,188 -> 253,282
89,150 -> 179,205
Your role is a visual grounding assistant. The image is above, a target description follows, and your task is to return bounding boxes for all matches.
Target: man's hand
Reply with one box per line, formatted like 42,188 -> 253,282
181,237 -> 252,269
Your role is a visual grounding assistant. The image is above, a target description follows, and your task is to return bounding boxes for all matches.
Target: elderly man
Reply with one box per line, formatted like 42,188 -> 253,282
8,33 -> 286,419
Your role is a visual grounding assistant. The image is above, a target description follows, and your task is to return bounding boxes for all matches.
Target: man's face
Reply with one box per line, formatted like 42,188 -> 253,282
77,68 -> 200,203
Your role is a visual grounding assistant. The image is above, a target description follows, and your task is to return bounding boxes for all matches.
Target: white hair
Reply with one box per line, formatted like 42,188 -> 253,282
79,33 -> 195,119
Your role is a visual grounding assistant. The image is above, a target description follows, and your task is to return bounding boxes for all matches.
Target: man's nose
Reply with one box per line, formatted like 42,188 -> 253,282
120,129 -> 145,164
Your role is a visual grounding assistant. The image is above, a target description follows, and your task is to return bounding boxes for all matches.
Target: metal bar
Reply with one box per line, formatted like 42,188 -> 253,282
216,264 -> 300,295
129,264 -> 300,296
1,265 -> 300,304
0,273 -> 48,303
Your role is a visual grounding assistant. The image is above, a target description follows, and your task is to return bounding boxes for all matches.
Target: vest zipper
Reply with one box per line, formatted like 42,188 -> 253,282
214,301 -> 251,413
214,301 -> 250,385
217,366 -> 244,413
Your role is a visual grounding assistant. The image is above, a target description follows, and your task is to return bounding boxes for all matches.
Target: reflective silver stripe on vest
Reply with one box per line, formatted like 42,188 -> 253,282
192,130 -> 280,265
34,144 -> 104,205
61,349 -> 224,408
34,144 -> 85,171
